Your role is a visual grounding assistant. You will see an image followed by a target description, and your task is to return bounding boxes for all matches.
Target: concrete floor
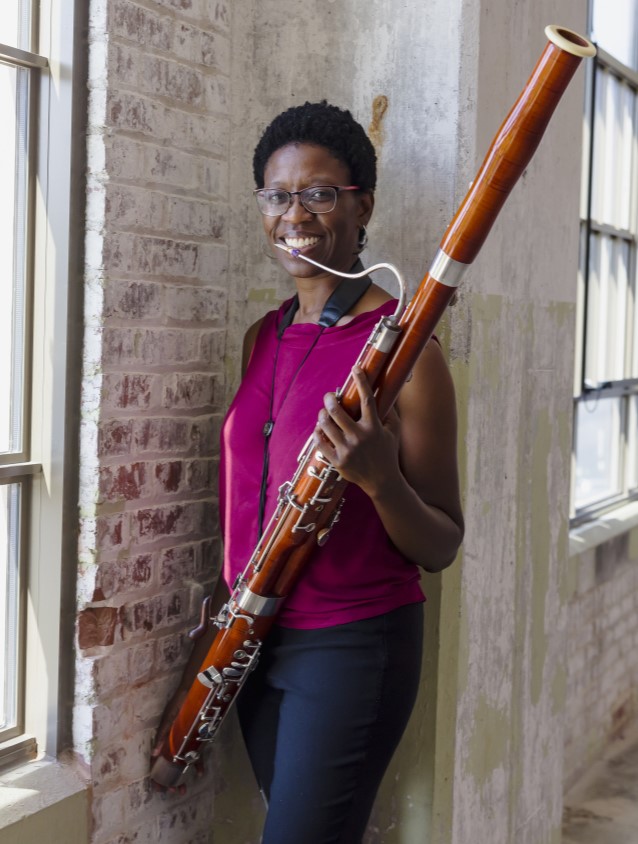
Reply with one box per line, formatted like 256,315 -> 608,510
562,729 -> 638,844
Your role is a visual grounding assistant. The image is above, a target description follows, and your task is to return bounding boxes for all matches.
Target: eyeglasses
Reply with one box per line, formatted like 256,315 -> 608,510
254,185 -> 360,216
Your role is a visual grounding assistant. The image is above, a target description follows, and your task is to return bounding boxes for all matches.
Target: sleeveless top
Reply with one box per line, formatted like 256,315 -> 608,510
219,297 -> 425,629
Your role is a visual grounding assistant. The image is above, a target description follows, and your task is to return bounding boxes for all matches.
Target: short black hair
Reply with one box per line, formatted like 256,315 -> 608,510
253,101 -> 377,191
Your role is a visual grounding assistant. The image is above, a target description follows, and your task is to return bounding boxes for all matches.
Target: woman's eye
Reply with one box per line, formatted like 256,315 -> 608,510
268,191 -> 289,205
307,188 -> 332,203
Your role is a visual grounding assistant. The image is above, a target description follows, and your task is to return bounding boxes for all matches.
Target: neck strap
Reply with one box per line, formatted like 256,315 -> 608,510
277,259 -> 371,338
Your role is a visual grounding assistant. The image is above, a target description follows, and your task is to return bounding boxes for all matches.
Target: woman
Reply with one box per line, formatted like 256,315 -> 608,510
153,101 -> 464,844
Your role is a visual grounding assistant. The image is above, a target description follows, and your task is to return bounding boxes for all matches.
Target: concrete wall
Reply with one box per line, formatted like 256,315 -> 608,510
433,3 -> 588,842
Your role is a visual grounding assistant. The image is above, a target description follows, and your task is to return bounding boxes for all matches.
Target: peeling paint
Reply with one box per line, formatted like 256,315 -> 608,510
247,287 -> 278,303
530,407 -> 551,707
551,666 -> 567,716
465,694 -> 509,782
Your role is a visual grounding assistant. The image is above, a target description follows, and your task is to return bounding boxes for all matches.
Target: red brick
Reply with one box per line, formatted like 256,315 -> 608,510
102,373 -> 160,410
184,459 -> 214,494
163,373 -> 216,409
111,0 -> 172,50
103,280 -> 163,320
189,415 -> 218,455
78,607 -> 121,649
130,641 -> 156,684
99,462 -> 148,502
156,631 -> 188,672
122,590 -> 186,635
164,285 -> 226,322
98,420 -> 134,457
96,513 -> 128,551
159,545 -> 195,585
155,460 -> 183,493
133,417 -> 190,454
95,555 -> 155,599
104,327 -> 204,367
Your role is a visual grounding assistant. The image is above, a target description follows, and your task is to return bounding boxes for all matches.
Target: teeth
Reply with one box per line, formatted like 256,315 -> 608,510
284,236 -> 320,249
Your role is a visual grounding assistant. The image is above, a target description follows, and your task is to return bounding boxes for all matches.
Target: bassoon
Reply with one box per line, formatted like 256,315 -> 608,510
151,25 -> 595,787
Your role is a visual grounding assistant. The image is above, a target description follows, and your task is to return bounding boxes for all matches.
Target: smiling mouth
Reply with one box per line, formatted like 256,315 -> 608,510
282,236 -> 320,249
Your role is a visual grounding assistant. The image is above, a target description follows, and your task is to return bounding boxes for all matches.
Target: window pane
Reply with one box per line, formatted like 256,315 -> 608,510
592,0 -> 638,71
590,67 -> 636,230
628,396 -> 638,490
584,233 -> 630,384
2,0 -> 31,51
574,397 -> 622,509
0,62 -> 29,455
0,483 -> 22,732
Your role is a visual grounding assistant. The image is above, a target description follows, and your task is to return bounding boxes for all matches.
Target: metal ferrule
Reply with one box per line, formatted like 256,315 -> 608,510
236,587 -> 284,617
428,248 -> 468,288
368,317 -> 402,352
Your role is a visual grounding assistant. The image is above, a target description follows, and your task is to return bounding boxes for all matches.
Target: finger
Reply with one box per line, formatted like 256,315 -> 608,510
352,367 -> 379,425
322,392 -> 359,435
313,426 -> 338,464
316,407 -> 347,446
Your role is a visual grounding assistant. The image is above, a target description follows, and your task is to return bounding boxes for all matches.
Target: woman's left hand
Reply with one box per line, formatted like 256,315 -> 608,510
313,366 -> 401,496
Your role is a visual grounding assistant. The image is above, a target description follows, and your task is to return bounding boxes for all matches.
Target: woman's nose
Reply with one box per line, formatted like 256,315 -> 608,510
281,195 -> 313,223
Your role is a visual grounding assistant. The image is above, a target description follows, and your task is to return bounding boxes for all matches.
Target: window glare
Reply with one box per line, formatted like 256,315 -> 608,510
590,69 -> 636,230
0,64 -> 28,455
3,0 -> 30,51
574,398 -> 622,509
592,0 -> 638,70
628,397 -> 638,490
584,235 -> 630,385
0,484 -> 21,731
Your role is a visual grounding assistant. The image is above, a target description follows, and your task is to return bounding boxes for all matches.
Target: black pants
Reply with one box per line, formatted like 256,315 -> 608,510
237,602 -> 424,844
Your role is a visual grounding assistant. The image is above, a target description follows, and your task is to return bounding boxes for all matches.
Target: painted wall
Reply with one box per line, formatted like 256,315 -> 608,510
433,3 -> 588,842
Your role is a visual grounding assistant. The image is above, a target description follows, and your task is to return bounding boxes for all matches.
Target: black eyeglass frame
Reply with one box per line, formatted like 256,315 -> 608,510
253,185 -> 361,216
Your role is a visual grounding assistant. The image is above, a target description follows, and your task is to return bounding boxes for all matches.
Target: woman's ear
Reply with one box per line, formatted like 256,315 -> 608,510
358,190 -> 375,226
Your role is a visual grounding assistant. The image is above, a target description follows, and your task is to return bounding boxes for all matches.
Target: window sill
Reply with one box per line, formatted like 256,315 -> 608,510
569,500 -> 638,557
0,755 -> 89,841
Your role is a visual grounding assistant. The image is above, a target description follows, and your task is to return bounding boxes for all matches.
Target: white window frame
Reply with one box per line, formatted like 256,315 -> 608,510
0,0 -> 79,768
571,6 -> 638,528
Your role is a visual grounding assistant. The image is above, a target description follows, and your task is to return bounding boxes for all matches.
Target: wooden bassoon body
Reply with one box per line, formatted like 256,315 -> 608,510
151,25 -> 595,787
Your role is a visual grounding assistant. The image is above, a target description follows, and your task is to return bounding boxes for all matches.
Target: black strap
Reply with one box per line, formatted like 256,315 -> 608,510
277,259 -> 371,338
261,261 -> 371,536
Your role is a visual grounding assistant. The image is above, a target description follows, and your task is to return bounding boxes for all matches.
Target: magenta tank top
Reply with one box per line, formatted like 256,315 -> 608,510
219,298 -> 425,629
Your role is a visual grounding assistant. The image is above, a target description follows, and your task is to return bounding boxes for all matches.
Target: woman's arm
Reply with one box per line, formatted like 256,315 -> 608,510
313,339 -> 464,572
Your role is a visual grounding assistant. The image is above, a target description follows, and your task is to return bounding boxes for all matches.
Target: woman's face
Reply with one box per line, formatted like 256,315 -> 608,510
260,142 -> 374,280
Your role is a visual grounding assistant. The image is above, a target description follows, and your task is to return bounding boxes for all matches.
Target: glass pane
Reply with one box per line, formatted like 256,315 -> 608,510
584,233 -> 630,384
0,484 -> 21,732
628,396 -> 638,490
590,67 -> 637,230
592,0 -> 638,71
574,397 -> 622,509
1,0 -> 31,51
0,62 -> 29,455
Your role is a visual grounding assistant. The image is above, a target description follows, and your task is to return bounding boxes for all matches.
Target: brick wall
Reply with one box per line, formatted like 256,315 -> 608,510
75,1 -> 231,841
564,530 -> 638,789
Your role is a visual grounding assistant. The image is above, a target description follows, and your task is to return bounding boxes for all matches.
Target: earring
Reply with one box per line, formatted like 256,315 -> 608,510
357,226 -> 369,253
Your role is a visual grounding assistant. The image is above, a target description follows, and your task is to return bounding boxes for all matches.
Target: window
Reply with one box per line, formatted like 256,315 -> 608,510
572,0 -> 638,522
0,0 -> 76,769
0,1 -> 45,763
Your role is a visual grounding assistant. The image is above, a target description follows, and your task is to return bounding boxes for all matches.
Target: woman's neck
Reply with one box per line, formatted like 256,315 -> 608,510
292,275 -> 342,325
